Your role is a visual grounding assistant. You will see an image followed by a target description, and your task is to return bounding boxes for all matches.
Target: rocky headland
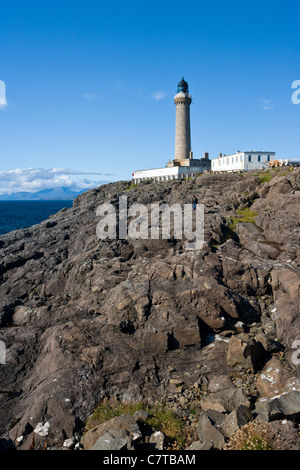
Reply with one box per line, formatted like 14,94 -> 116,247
0,168 -> 300,450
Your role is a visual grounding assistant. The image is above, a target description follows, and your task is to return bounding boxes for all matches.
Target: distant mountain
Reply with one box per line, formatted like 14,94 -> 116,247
0,186 -> 94,200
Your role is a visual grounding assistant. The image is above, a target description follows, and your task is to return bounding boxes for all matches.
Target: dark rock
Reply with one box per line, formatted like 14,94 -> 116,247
0,438 -> 16,451
204,409 -> 226,428
133,410 -> 150,422
200,387 -> 250,413
82,414 -> 142,450
255,391 -> 300,423
267,420 -> 300,450
256,357 -> 293,398
196,412 -> 225,448
270,269 -> 300,364
91,429 -> 129,450
227,334 -> 262,371
149,431 -> 165,450
221,405 -> 252,437
187,441 -> 213,450
0,169 -> 299,449
208,374 -> 234,393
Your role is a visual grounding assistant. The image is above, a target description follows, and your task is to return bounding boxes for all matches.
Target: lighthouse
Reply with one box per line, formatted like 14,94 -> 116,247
174,78 -> 192,162
132,78 -> 211,183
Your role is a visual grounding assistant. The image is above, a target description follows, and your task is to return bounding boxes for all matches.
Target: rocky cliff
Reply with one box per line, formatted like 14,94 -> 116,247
0,168 -> 299,450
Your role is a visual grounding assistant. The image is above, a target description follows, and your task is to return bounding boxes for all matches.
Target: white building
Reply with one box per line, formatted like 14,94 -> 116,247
132,164 -> 204,184
211,151 -> 276,173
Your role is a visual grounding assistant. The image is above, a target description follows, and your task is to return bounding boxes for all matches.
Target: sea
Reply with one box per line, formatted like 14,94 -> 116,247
0,201 -> 73,236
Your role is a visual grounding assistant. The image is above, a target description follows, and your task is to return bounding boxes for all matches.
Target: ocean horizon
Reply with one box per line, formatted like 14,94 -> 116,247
0,200 -> 73,236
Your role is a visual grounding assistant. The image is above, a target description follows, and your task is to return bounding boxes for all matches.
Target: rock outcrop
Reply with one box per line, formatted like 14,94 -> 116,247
0,168 -> 299,449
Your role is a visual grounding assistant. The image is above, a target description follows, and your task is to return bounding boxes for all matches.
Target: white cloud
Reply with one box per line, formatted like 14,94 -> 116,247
82,93 -> 101,101
0,168 -> 113,195
152,91 -> 166,101
0,80 -> 7,108
259,98 -> 274,111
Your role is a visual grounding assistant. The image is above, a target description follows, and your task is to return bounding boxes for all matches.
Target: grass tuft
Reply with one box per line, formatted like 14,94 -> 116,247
223,422 -> 279,450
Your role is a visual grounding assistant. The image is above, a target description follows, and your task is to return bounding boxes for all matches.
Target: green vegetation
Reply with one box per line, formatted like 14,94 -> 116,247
258,168 -> 290,183
210,206 -> 258,252
224,422 -> 275,450
258,172 -> 273,183
125,183 -> 138,191
229,207 -> 258,232
240,435 -> 271,451
86,402 -> 146,430
146,405 -> 185,446
86,401 -> 187,448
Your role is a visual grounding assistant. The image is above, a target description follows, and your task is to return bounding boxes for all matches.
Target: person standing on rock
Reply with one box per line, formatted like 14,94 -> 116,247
192,195 -> 198,211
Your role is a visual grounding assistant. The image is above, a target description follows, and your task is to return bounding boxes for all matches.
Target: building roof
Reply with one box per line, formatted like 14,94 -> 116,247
212,151 -> 275,160
177,77 -> 189,93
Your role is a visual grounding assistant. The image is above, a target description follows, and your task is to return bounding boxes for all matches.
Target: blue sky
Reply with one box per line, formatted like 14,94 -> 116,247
0,0 -> 299,193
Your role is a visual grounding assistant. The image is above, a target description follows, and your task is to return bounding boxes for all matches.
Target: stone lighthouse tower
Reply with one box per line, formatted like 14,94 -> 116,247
174,78 -> 192,162
131,77 -> 211,184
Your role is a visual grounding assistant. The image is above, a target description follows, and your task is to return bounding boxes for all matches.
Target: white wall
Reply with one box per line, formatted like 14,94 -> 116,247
212,152 -> 275,172
133,165 -> 205,183
243,153 -> 275,171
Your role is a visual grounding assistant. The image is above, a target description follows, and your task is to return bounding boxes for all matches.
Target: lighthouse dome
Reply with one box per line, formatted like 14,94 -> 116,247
177,78 -> 188,93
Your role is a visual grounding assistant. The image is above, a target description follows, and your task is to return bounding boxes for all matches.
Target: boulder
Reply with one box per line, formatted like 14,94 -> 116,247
256,357 -> 293,398
267,420 -> 300,450
208,375 -> 234,393
221,405 -> 252,438
196,412 -> 225,448
200,387 -> 250,413
187,441 -> 213,450
142,332 -> 168,354
255,333 -> 284,354
271,269 -> 300,307
133,410 -> 150,422
91,429 -> 129,450
172,326 -> 201,348
270,269 -> 300,360
149,431 -> 165,450
82,414 -> 142,450
203,409 -> 226,428
255,391 -> 300,423
227,334 -> 262,370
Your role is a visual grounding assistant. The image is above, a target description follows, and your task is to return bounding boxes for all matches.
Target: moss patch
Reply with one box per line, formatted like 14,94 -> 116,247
229,207 -> 258,232
85,401 -> 188,448
125,183 -> 138,191
86,402 -> 147,430
258,168 -> 290,183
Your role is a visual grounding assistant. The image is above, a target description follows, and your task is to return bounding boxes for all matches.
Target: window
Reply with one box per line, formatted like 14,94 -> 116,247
248,155 -> 252,162
232,157 -> 234,164
236,156 -> 238,163
227,158 -> 229,165
240,155 -> 243,162
267,155 -> 271,161
258,155 -> 261,162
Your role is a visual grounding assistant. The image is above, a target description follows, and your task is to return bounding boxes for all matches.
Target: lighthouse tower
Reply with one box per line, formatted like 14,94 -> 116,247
174,78 -> 192,162
131,77 -> 211,184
